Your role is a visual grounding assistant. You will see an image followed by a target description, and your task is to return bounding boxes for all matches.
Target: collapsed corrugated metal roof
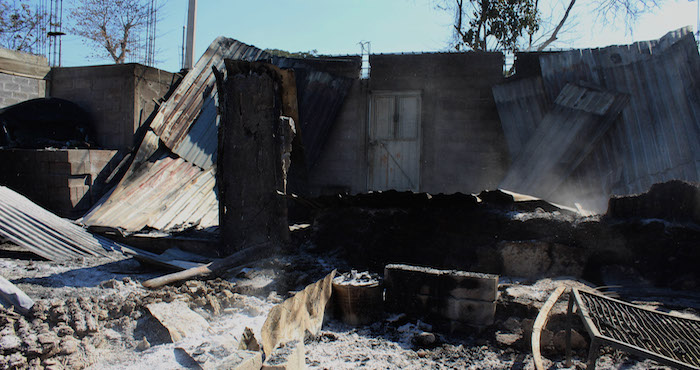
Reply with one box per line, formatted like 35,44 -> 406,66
80,36 -> 355,233
500,83 -> 628,199
149,37 -> 355,171
0,186 -> 119,261
151,37 -> 270,163
495,27 -> 700,211
492,77 -> 550,160
80,132 -> 218,233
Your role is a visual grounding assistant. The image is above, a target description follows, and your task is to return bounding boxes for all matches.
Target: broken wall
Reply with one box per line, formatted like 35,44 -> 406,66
0,149 -> 120,218
49,64 -> 177,150
310,52 -> 509,195
0,48 -> 49,108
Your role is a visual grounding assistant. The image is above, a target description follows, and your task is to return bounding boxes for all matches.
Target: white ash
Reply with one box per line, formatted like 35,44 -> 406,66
333,270 -> 381,287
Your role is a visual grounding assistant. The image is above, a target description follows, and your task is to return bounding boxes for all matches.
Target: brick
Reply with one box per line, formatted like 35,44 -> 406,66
262,340 -> 304,370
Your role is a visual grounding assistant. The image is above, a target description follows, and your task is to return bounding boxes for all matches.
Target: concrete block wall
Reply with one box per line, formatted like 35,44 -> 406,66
308,68 -> 367,195
0,47 -> 49,108
49,64 -> 176,150
0,149 -> 119,219
310,52 -> 509,195
0,73 -> 46,108
384,264 -> 498,331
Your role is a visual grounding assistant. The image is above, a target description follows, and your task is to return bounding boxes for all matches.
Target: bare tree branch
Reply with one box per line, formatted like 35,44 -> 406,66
536,0 -> 576,51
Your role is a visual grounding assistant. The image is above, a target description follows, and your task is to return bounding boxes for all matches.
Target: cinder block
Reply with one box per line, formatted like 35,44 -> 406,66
384,264 -> 498,302
436,296 -> 496,325
48,161 -> 72,175
67,175 -> 89,187
69,184 -> 90,206
216,350 -> 263,370
4,82 -> 19,92
262,340 -> 304,370
46,174 -> 69,188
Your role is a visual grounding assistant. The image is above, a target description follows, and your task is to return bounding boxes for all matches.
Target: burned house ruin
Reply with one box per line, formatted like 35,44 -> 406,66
0,27 -> 699,369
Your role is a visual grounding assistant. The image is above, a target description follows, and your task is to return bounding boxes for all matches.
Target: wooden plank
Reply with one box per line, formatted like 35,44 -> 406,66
532,285 -> 566,370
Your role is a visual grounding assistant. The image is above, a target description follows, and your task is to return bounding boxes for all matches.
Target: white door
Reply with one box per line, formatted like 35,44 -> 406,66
368,91 -> 421,191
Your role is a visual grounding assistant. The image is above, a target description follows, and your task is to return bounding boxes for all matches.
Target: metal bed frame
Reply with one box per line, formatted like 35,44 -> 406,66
566,288 -> 700,370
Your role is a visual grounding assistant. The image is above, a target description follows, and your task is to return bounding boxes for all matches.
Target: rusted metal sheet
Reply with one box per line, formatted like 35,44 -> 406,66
0,186 -> 118,261
539,27 -> 700,207
499,83 -> 629,199
150,37 -> 270,169
492,77 -> 550,160
80,133 -> 218,233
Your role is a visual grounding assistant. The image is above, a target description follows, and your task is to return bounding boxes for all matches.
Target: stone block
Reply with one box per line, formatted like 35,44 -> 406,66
262,340 -> 305,370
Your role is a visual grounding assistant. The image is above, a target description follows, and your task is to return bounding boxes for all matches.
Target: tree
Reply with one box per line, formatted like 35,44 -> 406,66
69,0 -> 154,63
264,49 -> 320,59
441,0 -> 664,52
448,0 -> 539,52
0,1 -> 46,53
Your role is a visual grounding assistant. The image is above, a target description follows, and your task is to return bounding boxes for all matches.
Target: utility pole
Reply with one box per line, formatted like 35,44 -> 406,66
184,0 -> 197,70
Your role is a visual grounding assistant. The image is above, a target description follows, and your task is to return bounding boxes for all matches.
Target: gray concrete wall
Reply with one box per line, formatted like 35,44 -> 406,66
309,52 -> 509,195
0,149 -> 120,219
0,48 -> 49,108
49,64 -> 176,150
308,64 -> 368,195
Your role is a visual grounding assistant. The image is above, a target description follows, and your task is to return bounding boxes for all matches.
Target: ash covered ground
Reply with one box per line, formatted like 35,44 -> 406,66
2,237 -> 697,370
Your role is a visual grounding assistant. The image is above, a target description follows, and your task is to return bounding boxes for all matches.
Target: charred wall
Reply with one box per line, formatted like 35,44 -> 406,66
49,64 -> 177,150
309,184 -> 700,290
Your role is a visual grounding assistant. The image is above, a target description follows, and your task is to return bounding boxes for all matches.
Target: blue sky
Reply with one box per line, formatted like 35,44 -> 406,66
58,0 -> 699,73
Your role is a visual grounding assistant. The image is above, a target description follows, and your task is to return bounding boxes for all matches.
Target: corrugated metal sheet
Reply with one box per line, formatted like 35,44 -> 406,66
500,83 -> 629,199
80,134 -> 218,233
495,28 -> 700,211
539,28 -> 700,206
272,57 -> 356,167
0,186 -> 119,261
151,37 -> 270,169
492,77 -> 550,160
